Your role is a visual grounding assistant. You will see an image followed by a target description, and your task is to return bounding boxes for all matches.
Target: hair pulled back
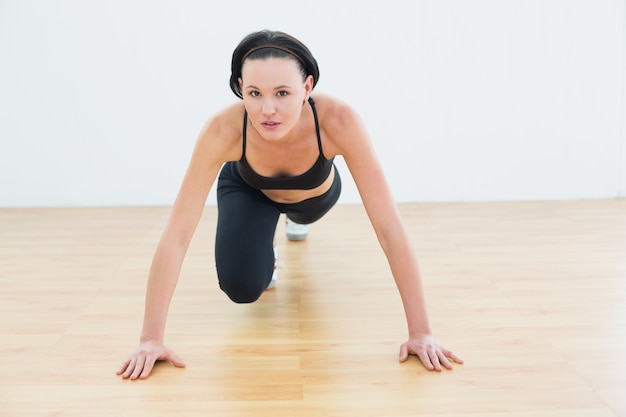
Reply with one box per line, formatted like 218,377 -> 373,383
230,30 -> 320,99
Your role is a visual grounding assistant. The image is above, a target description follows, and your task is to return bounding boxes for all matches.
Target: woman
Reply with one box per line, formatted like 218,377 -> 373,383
117,29 -> 463,380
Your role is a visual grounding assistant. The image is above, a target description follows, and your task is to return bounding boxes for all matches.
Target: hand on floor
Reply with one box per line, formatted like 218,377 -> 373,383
399,334 -> 463,371
117,339 -> 186,380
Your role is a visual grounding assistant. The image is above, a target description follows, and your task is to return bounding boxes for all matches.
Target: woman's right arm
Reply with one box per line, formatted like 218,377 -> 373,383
117,107 -> 242,380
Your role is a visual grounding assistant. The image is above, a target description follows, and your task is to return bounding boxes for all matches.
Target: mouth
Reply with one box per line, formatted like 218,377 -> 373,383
261,121 -> 280,129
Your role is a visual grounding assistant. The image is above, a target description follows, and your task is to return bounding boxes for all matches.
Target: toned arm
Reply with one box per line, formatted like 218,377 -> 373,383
324,99 -> 462,370
118,105 -> 243,379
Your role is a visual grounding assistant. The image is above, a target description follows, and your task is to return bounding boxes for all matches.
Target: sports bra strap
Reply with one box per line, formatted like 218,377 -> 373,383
308,97 -> 323,155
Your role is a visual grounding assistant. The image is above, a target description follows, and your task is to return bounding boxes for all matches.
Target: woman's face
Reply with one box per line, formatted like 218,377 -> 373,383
239,57 -> 313,141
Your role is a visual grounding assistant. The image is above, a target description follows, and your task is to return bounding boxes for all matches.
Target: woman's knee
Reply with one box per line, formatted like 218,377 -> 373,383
217,268 -> 270,304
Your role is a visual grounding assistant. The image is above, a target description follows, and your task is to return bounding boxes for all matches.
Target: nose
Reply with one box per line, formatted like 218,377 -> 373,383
262,98 -> 276,116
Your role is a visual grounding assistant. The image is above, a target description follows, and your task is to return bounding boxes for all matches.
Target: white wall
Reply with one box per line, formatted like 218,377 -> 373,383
0,0 -> 624,207
622,0 -> 626,197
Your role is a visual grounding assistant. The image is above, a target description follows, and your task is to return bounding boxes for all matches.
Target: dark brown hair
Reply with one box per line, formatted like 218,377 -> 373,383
230,30 -> 320,99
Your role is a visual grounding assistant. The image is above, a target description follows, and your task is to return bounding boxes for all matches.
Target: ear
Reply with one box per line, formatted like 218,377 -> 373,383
303,75 -> 314,101
238,77 -> 243,91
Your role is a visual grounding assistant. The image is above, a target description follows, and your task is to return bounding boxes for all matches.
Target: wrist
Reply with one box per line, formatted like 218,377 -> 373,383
140,333 -> 164,344
407,321 -> 432,338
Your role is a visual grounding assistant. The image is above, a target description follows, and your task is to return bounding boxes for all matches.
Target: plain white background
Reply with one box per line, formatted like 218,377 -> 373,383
1,0 -> 625,207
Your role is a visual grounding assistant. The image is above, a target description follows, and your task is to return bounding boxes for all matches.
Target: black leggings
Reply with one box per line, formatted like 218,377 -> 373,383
215,162 -> 341,303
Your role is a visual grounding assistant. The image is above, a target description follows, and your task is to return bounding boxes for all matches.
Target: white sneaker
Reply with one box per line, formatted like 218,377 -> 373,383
286,218 -> 308,241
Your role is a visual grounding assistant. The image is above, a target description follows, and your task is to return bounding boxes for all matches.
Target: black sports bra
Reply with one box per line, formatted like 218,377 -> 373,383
237,97 -> 334,190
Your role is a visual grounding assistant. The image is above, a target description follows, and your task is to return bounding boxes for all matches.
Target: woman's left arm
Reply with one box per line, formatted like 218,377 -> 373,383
328,102 -> 463,371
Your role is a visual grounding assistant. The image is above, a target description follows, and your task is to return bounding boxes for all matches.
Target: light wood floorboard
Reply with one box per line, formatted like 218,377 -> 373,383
1,200 -> 625,416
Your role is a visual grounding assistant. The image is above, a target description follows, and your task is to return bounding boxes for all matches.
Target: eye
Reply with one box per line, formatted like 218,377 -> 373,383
276,90 -> 289,97
249,91 -> 261,97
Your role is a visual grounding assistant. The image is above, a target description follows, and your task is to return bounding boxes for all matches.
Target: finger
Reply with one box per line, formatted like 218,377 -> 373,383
116,359 -> 130,375
165,351 -> 186,368
441,347 -> 463,364
427,348 -> 442,372
398,344 -> 409,363
446,349 -> 464,364
416,350 -> 435,371
140,355 -> 157,379
121,357 -> 137,379
437,350 -> 453,370
130,355 -> 146,380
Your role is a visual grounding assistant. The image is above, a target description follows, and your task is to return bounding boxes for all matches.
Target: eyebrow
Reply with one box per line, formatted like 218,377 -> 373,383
244,84 -> 293,90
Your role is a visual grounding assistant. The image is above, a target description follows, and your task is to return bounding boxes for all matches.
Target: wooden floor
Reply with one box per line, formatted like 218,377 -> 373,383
1,200 -> 625,417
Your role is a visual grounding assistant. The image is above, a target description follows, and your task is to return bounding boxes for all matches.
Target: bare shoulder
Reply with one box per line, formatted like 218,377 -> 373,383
196,101 -> 246,161
313,94 -> 362,131
312,93 -> 369,156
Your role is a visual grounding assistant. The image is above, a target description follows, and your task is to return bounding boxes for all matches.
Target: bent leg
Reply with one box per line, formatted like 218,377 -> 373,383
215,163 -> 280,303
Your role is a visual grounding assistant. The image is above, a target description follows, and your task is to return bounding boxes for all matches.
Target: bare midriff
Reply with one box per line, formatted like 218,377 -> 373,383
261,166 -> 335,204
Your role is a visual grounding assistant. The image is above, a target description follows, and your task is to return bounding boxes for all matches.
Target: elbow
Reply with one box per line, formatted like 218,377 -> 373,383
373,213 -> 412,257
